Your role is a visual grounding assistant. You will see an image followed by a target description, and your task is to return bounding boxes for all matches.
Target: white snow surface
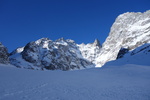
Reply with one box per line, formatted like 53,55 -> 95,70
105,43 -> 150,67
0,63 -> 150,100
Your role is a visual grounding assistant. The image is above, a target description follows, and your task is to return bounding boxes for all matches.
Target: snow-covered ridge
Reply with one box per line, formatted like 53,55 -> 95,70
105,43 -> 150,66
10,38 -> 101,70
96,10 -> 150,67
78,39 -> 101,63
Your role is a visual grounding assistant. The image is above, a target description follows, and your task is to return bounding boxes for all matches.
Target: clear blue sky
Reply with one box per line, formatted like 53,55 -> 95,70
0,0 -> 150,52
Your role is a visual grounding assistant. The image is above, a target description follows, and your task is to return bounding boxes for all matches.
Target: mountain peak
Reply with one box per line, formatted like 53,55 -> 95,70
56,37 -> 65,42
0,42 -> 4,47
66,39 -> 75,44
38,37 -> 50,41
93,39 -> 101,47
96,10 -> 150,67
35,38 -> 52,45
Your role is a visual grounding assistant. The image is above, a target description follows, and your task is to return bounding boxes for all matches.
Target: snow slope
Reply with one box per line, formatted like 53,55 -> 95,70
105,43 -> 150,66
0,64 -> 150,100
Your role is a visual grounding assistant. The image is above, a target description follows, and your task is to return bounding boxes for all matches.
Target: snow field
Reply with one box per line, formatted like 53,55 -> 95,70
0,64 -> 150,100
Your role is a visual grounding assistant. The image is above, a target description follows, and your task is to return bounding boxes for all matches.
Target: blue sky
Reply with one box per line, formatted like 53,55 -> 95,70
0,0 -> 150,52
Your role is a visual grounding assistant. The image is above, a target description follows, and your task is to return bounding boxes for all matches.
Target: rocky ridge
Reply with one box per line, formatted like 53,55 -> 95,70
10,38 -> 101,70
0,42 -> 9,64
105,42 -> 150,66
95,10 -> 150,67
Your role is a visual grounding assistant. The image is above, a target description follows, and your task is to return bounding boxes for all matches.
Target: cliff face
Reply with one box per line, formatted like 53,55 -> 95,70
0,42 -> 9,64
78,39 -> 101,64
10,38 -> 101,70
96,10 -> 150,67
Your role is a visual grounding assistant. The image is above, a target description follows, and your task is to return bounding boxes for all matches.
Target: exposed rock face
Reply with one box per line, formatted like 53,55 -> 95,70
130,43 -> 150,56
0,42 -> 9,64
116,48 -> 129,59
105,43 -> 150,66
10,38 -> 101,70
96,10 -> 150,67
79,39 -> 101,63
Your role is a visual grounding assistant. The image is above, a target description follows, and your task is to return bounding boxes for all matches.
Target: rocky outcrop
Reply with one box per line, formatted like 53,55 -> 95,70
96,10 -> 150,67
78,39 -> 101,63
117,48 -> 129,59
0,42 -> 9,64
105,43 -> 150,66
10,38 -> 101,70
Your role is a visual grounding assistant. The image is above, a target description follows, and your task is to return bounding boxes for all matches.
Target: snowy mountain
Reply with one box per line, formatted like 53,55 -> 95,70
78,39 -> 101,63
1,10 -> 150,70
0,42 -> 9,64
96,10 -> 150,67
10,38 -> 101,70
